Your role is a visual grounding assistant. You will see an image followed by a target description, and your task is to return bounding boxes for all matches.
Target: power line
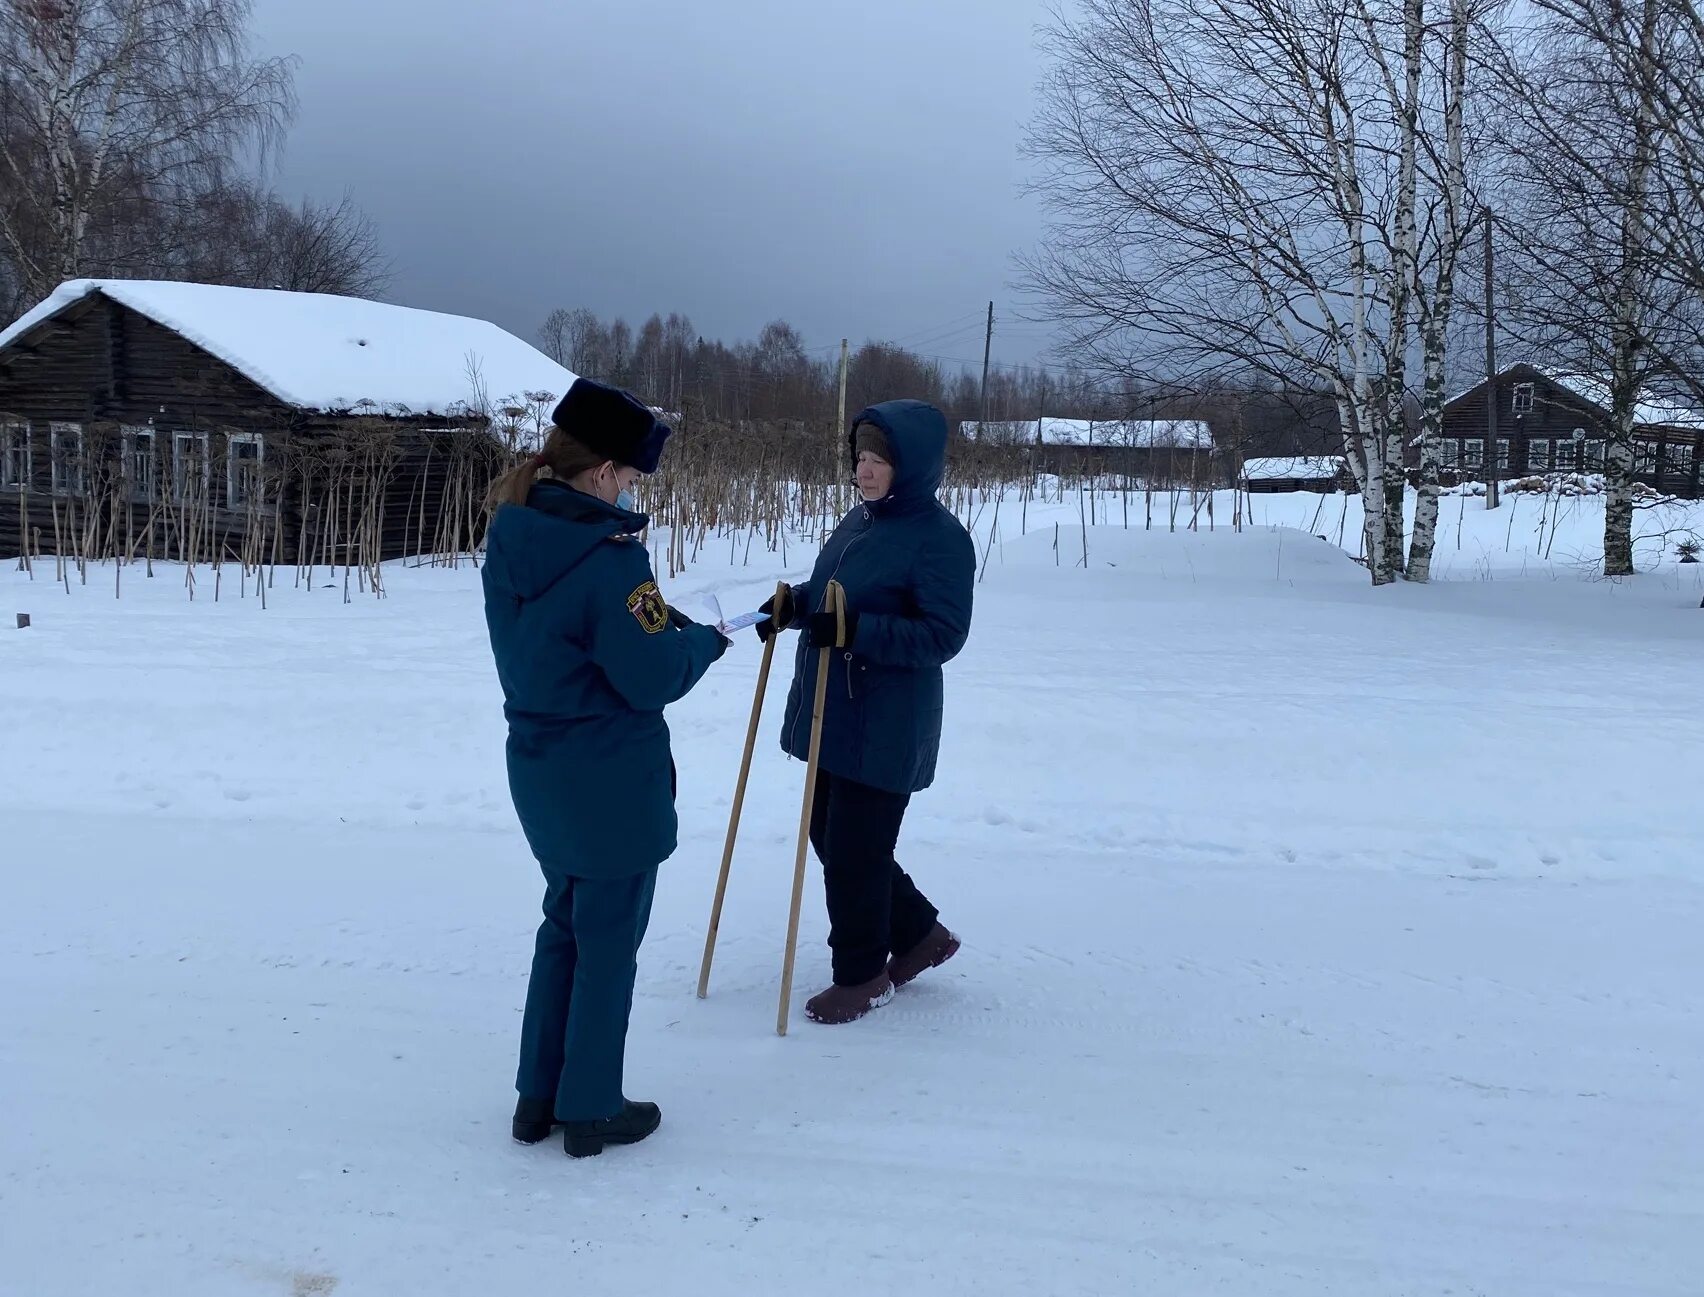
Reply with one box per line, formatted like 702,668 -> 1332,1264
885,309 -> 988,347
892,320 -> 988,352
803,309 -> 1024,356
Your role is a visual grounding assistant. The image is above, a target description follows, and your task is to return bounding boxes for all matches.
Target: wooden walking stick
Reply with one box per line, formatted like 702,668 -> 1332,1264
777,579 -> 844,1036
698,580 -> 791,999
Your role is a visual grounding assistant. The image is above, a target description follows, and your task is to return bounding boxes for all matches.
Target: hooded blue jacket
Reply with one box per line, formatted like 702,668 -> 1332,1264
483,481 -> 725,879
780,400 -> 976,794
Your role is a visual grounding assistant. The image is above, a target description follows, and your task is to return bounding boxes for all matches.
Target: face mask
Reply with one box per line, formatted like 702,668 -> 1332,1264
616,488 -> 636,513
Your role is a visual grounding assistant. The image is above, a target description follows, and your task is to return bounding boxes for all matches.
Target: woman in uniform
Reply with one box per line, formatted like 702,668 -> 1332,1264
482,377 -> 728,1155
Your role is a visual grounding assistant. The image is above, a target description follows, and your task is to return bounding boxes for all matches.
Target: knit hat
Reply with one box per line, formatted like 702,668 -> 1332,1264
853,422 -> 892,463
549,378 -> 672,474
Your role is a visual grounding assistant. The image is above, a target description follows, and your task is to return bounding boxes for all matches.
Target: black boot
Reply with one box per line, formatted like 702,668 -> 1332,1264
561,1099 -> 661,1158
512,1096 -> 561,1145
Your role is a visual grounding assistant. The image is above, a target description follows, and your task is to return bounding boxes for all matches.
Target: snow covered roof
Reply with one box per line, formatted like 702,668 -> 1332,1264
1242,456 -> 1346,480
1443,365 -> 1704,431
965,418 -> 1214,449
1549,375 -> 1704,431
0,279 -> 579,420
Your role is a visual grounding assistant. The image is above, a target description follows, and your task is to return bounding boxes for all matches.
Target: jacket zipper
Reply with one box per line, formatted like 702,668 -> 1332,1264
824,507 -> 873,701
820,506 -> 872,596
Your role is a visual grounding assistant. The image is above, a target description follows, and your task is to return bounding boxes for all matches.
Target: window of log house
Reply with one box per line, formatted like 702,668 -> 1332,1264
171,431 -> 211,504
50,423 -> 84,495
2,419 -> 32,490
227,433 -> 264,510
123,428 -> 157,502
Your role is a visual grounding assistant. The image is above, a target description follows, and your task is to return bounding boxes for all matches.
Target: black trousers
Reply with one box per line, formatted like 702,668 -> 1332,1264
809,770 -> 939,986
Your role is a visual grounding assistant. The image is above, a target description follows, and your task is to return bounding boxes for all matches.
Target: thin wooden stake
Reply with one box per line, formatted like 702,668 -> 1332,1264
778,580 -> 843,1036
698,580 -> 789,1000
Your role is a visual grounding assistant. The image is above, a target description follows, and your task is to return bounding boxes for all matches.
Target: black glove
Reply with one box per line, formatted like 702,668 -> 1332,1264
804,608 -> 859,650
755,587 -> 797,643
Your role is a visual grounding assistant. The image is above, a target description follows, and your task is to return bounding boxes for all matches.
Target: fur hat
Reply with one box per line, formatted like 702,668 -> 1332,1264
549,378 -> 672,474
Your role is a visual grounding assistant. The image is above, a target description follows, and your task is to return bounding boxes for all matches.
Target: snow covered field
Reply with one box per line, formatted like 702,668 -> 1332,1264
4,490 -> 1702,1295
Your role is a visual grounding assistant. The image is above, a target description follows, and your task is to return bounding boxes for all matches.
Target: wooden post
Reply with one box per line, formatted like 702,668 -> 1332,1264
778,580 -> 844,1036
1484,214 -> 1501,510
835,339 -> 850,485
978,301 -> 994,433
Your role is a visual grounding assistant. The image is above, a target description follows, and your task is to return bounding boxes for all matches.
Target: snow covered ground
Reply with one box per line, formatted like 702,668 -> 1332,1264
4,489 -> 1702,1295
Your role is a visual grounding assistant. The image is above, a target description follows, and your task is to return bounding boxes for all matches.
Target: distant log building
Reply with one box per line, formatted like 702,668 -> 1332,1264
1440,364 -> 1703,497
0,279 -> 577,566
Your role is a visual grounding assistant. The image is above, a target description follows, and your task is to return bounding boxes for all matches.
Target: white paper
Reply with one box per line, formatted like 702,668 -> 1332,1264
704,594 -> 765,635
718,609 -> 766,633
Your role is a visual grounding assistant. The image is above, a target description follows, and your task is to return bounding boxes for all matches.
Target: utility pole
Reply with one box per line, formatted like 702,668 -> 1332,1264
1483,214 -> 1501,510
835,337 -> 849,481
978,301 -> 994,432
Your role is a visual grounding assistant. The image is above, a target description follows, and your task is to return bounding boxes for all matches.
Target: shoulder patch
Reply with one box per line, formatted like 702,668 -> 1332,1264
626,581 -> 668,634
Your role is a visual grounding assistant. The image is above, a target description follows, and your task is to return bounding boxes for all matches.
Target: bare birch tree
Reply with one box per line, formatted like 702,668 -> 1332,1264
0,0 -> 294,300
1023,0 -> 1500,584
1404,0 -> 1481,580
1492,0 -> 1689,575
1635,3 -> 1704,387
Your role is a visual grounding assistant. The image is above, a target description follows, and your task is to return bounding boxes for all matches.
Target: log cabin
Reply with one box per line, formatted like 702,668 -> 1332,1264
1241,455 -> 1353,494
964,417 -> 1220,486
1438,364 -> 1704,497
0,279 -> 578,565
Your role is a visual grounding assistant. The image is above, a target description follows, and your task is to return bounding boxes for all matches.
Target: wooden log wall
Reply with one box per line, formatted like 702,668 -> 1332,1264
1,295 -> 511,565
1441,366 -> 1704,498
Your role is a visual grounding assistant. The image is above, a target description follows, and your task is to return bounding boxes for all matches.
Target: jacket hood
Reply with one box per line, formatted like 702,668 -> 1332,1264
484,480 -> 646,602
849,399 -> 948,513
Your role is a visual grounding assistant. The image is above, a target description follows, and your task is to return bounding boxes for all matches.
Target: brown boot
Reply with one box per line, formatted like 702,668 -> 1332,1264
804,972 -> 894,1025
888,923 -> 960,989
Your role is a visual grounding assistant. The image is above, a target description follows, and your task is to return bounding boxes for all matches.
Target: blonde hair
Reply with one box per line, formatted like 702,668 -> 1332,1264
484,426 -> 611,513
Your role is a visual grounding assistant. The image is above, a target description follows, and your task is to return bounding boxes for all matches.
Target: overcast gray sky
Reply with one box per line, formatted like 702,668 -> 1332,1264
248,0 -> 1059,369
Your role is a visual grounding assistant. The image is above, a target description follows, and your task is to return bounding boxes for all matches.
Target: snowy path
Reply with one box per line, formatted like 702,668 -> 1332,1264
4,518 -> 1702,1294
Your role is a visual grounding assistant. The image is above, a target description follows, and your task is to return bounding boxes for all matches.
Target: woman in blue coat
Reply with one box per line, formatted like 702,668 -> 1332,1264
482,378 -> 728,1155
757,399 -> 976,1024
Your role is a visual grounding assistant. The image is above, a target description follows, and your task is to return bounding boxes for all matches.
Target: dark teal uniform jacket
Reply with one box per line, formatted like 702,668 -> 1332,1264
483,480 -> 726,879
